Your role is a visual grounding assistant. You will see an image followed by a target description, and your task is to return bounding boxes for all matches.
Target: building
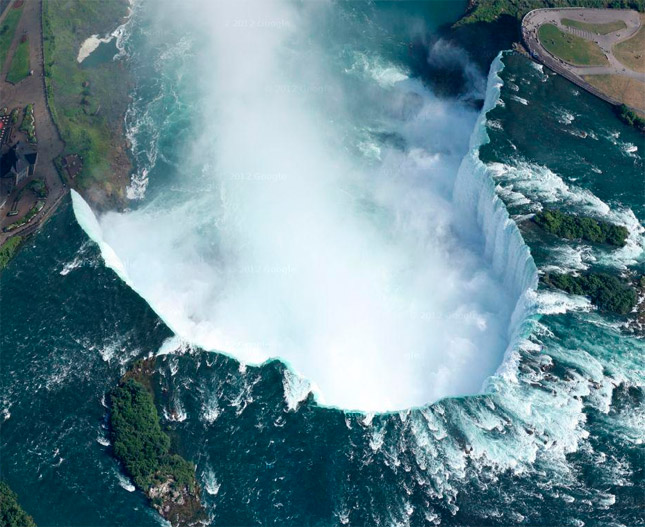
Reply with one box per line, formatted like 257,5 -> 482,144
0,141 -> 38,190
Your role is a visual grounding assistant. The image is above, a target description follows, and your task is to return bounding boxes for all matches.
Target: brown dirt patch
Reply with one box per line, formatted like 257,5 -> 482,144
583,74 -> 645,112
613,15 -> 645,74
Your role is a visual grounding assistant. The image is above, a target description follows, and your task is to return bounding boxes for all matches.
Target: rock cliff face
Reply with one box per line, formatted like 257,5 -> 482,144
149,477 -> 205,527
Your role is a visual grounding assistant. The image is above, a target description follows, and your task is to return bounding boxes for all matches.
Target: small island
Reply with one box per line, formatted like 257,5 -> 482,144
110,362 -> 206,526
544,271 -> 637,314
533,209 -> 629,246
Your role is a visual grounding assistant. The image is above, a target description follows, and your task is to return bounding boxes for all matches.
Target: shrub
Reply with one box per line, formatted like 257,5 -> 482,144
544,272 -> 637,314
616,104 -> 645,133
19,104 -> 36,142
458,0 -> 645,26
534,209 -> 629,247
6,34 -> 30,84
28,179 -> 47,198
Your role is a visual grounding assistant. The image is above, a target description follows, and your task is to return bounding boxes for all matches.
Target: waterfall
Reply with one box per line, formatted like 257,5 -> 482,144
453,52 -> 539,383
71,38 -> 539,411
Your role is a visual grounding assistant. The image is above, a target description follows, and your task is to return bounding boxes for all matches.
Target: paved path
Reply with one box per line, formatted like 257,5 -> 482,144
524,8 -> 644,80
0,0 -> 67,247
522,8 -> 645,110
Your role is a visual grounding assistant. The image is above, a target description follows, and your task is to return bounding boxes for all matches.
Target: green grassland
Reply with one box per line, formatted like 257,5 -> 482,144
42,0 -> 131,200
458,0 -> 645,26
0,3 -> 23,69
561,17 -> 626,34
584,74 -> 645,112
613,16 -> 645,72
447,0 -> 644,79
6,35 -> 29,83
538,23 -> 609,65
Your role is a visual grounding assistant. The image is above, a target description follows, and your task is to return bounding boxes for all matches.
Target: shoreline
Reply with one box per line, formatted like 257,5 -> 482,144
521,8 -> 645,115
0,0 -> 134,270
1,0 -> 641,255
42,0 -> 135,212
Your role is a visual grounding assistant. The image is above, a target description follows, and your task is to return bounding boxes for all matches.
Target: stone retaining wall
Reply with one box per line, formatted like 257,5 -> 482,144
521,9 -> 624,109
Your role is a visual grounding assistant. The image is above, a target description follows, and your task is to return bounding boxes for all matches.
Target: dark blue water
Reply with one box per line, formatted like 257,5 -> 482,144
1,3 -> 644,526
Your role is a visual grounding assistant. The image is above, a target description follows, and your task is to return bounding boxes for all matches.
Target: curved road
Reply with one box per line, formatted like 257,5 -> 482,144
523,8 -> 645,81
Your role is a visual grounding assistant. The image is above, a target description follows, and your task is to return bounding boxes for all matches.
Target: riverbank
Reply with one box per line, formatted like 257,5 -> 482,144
459,0 -> 645,25
442,0 -> 645,80
42,0 -> 133,211
0,0 -> 133,272
522,8 -> 645,114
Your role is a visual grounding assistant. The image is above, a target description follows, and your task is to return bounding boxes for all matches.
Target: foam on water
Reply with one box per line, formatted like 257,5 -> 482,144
77,35 -> 111,63
202,467 -> 220,496
282,369 -> 313,412
70,190 -> 133,289
535,290 -> 593,315
115,471 -> 136,492
7,27 -> 642,524
72,6 -> 541,413
77,5 -> 132,64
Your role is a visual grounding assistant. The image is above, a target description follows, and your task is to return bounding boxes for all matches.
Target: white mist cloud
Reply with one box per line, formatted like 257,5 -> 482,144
93,0 -> 517,411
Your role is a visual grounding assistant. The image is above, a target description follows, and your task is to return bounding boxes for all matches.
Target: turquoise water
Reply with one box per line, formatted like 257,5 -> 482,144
95,0 -> 521,412
2,2 -> 644,526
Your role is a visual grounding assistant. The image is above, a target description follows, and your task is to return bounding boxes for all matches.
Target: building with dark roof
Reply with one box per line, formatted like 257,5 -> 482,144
0,141 -> 37,189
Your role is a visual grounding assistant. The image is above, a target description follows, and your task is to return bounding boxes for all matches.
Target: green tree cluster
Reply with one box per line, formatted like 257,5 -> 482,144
544,272 -> 637,314
616,104 -> 645,133
0,236 -> 22,270
0,481 -> 36,527
458,0 -> 645,25
28,179 -> 47,199
534,210 -> 629,246
110,379 -> 197,493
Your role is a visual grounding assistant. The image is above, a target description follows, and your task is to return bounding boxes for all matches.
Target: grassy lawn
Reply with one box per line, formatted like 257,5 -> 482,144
6,34 -> 29,83
613,15 -> 645,73
539,23 -> 609,66
0,2 -> 23,69
583,74 -> 645,112
561,18 -> 626,35
42,0 -> 130,197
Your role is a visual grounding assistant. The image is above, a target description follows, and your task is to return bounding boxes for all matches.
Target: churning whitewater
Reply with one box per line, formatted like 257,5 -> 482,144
72,0 -> 537,411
